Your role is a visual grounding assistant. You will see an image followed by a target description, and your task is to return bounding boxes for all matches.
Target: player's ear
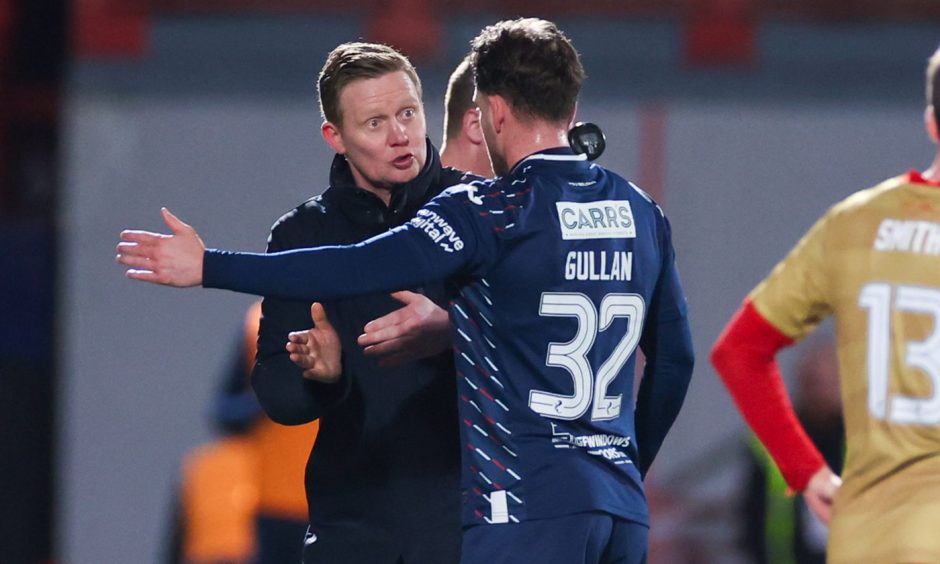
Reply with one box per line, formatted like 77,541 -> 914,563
463,107 -> 484,145
926,106 -> 940,145
322,120 -> 346,154
488,95 -> 508,135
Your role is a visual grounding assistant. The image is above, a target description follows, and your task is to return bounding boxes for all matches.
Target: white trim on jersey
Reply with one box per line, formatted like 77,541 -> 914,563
627,182 -> 652,203
489,490 -> 510,524
518,152 -> 589,166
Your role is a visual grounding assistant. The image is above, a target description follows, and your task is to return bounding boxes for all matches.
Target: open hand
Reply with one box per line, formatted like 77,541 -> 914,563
358,291 -> 451,368
116,208 -> 205,287
287,303 -> 342,383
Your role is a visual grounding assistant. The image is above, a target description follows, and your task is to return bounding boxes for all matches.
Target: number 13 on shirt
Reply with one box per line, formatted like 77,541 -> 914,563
860,282 -> 940,425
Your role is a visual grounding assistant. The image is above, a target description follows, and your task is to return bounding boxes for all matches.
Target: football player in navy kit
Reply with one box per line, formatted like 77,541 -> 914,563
118,18 -> 694,564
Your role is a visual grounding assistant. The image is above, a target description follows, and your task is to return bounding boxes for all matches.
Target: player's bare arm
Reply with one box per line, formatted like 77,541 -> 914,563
287,303 -> 342,383
116,208 -> 205,287
803,464 -> 841,525
358,290 -> 452,368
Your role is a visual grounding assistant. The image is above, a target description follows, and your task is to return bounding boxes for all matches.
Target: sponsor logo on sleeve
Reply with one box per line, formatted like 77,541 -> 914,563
556,200 -> 636,240
447,183 -> 484,205
410,209 -> 465,252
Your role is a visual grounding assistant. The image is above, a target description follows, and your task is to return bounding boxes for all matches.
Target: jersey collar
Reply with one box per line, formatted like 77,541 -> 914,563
509,147 -> 588,176
907,170 -> 940,188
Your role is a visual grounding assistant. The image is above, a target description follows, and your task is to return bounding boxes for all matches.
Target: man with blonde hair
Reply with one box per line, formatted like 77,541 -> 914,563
118,20 -> 694,564
246,42 -> 471,563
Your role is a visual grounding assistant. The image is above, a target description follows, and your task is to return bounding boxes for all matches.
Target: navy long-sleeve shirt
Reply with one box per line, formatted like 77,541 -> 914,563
206,148 -> 694,526
251,141 -> 471,563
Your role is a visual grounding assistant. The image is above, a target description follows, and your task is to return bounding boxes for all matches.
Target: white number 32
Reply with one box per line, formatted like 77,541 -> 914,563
529,292 -> 645,421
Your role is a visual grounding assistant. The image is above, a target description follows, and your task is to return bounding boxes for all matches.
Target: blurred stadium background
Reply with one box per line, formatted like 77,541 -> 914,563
2,0 -> 939,562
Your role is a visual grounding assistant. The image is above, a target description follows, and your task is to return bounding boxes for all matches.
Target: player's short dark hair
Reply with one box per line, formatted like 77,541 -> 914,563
927,45 -> 940,124
318,42 -> 422,126
470,18 -> 585,124
444,56 -> 475,142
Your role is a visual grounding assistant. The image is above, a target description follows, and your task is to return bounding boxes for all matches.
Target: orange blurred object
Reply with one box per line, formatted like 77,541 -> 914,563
181,437 -> 259,563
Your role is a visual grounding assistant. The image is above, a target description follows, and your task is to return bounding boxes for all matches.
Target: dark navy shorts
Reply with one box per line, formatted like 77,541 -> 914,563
460,512 -> 648,564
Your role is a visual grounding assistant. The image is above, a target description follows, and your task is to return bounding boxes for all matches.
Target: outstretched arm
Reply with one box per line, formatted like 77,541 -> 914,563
117,207 -> 474,302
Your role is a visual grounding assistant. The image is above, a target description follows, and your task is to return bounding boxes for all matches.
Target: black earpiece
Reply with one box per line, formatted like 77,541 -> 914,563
568,122 -> 606,161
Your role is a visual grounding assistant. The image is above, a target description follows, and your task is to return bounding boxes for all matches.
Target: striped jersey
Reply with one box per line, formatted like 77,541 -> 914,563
410,149 -> 688,526
203,147 -> 691,527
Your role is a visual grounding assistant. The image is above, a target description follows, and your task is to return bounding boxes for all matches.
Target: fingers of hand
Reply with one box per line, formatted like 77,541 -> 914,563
125,269 -> 161,283
289,348 -> 319,369
116,241 -> 152,258
390,290 -> 420,305
359,324 -> 399,347
812,498 -> 833,524
362,309 -> 421,343
117,254 -> 154,270
120,230 -> 165,245
117,239 -> 160,262
288,339 -> 315,355
362,336 -> 410,357
117,234 -> 162,271
289,352 -> 310,367
287,330 -> 310,345
362,308 -> 406,335
161,208 -> 192,234
310,303 -> 331,327
806,495 -> 826,521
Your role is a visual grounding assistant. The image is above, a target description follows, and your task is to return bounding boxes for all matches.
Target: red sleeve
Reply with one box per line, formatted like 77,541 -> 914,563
710,299 -> 825,491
